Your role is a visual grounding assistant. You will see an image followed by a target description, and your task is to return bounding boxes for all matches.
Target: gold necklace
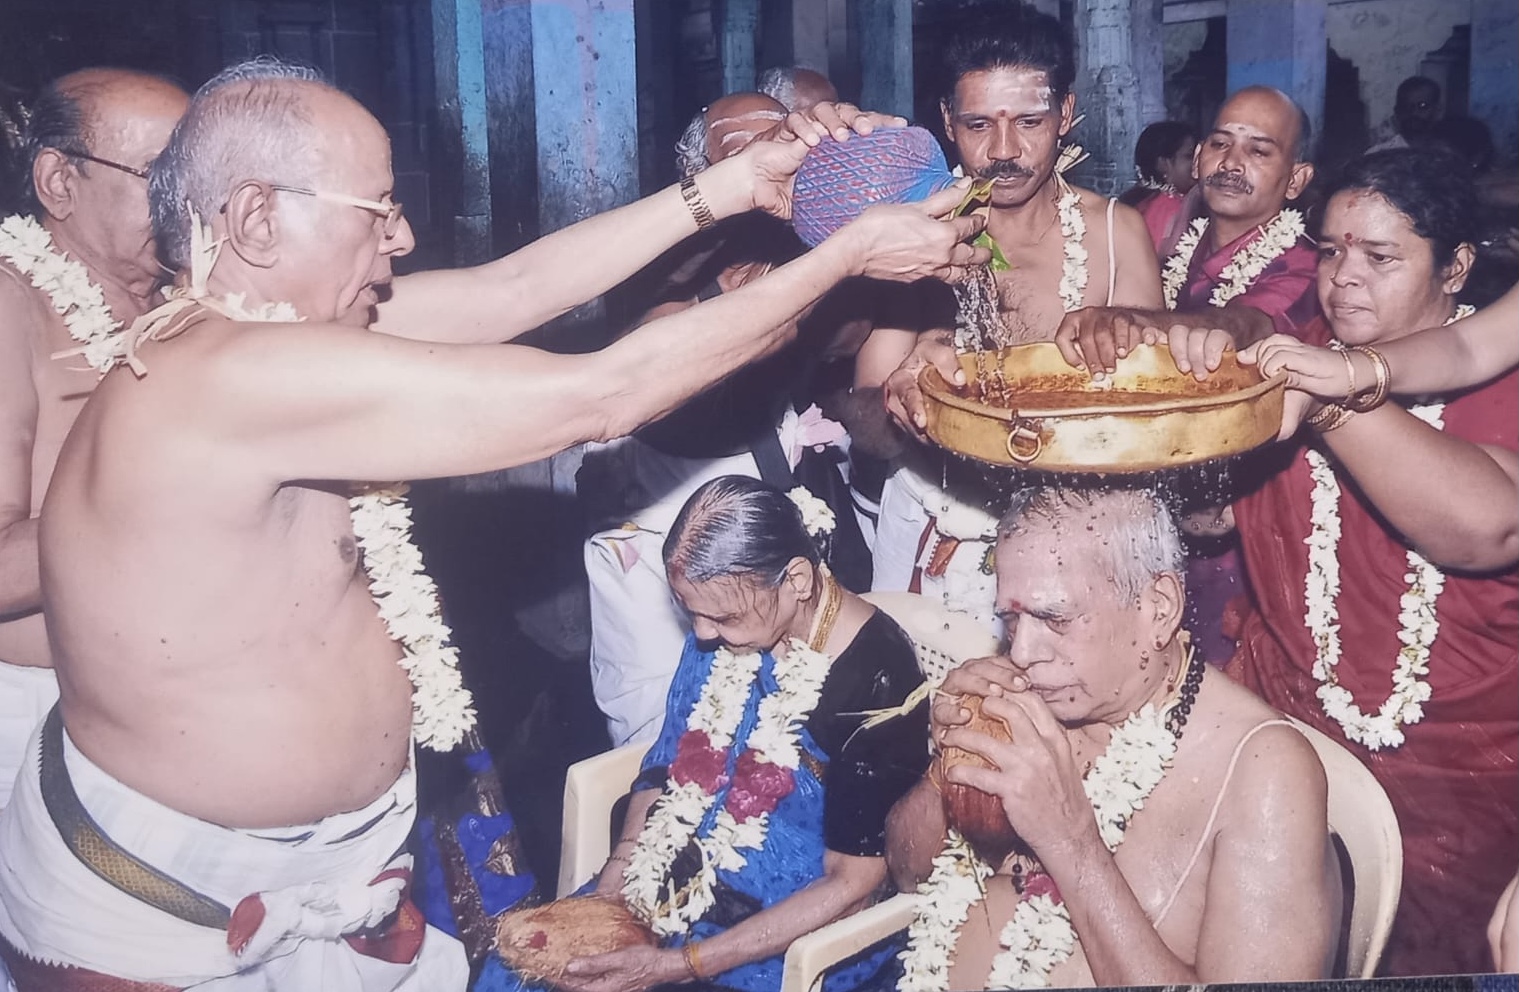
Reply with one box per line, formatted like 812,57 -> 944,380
806,569 -> 842,654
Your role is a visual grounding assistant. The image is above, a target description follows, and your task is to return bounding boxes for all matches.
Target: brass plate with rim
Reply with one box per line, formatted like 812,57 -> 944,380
920,342 -> 1286,473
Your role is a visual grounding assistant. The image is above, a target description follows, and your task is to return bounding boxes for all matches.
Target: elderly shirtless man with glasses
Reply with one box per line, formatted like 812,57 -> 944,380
0,68 -> 189,816
0,58 -> 985,991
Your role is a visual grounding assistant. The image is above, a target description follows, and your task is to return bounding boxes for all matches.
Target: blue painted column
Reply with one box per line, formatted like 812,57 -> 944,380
482,0 -> 538,254
1469,0 -> 1519,165
721,0 -> 761,95
1226,0 -> 1327,157
855,0 -> 913,119
431,0 -> 493,263
531,0 -> 640,239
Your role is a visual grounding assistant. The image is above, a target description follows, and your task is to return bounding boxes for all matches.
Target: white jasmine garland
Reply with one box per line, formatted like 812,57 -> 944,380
899,703 -> 1177,991
623,637 -> 832,937
1056,180 -> 1087,314
0,213 -> 124,372
786,485 -> 836,538
1161,209 -> 1306,310
1302,305 -> 1472,751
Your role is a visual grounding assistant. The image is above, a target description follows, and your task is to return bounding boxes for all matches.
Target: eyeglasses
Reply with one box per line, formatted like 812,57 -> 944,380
58,149 -> 150,180
269,184 -> 405,239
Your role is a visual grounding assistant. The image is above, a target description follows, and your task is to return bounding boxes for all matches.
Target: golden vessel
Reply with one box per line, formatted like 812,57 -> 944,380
920,342 -> 1286,473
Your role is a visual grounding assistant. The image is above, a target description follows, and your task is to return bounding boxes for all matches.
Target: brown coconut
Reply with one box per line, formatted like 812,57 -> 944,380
494,895 -> 656,983
939,694 -> 1021,866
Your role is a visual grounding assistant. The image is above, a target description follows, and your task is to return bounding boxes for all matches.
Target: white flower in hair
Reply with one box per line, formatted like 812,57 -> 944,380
787,486 -> 835,537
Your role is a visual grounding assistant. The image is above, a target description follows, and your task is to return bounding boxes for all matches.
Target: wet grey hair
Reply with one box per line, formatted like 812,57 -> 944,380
149,56 -> 325,270
997,486 -> 1184,605
664,475 -> 821,587
757,67 -> 797,112
675,110 -> 709,179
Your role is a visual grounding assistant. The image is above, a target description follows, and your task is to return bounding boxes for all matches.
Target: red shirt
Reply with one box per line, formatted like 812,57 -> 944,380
1230,316 -> 1519,975
1179,220 -> 1321,339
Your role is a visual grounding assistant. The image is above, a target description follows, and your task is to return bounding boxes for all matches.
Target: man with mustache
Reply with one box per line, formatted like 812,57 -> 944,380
854,0 -> 1162,629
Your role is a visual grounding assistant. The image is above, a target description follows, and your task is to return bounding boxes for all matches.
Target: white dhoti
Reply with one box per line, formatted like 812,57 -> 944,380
584,411 -> 801,747
0,661 -> 58,810
871,456 -> 1003,635
0,718 -> 467,991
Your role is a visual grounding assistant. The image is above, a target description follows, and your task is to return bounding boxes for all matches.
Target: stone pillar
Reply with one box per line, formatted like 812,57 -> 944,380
855,0 -> 913,119
431,0 -> 492,264
1225,0 -> 1327,158
1469,0 -> 1519,164
482,0 -> 537,254
720,0 -> 760,94
791,0 -> 831,77
531,0 -> 640,239
1130,0 -> 1167,127
1072,0 -> 1144,197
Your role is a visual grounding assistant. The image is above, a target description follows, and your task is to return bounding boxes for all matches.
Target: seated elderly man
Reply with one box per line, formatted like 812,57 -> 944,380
886,486 -> 1340,989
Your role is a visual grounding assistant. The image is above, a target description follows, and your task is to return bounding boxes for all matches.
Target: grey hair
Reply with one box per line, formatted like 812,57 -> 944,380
149,56 -> 325,270
664,476 -> 820,587
675,110 -> 709,178
997,487 -> 1184,604
757,67 -> 796,113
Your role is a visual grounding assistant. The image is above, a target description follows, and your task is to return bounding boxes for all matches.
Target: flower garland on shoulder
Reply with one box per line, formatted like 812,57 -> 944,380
898,699 -> 1181,991
0,213 -> 124,372
1055,176 -> 1087,314
1161,208 -> 1306,310
1303,305 -> 1474,751
624,487 -> 839,935
24,206 -> 475,751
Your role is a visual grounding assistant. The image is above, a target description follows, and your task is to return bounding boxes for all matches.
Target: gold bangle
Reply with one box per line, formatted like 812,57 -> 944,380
682,941 -> 706,980
679,175 -> 716,231
1306,402 -> 1355,433
1347,346 -> 1390,412
1331,342 -> 1358,407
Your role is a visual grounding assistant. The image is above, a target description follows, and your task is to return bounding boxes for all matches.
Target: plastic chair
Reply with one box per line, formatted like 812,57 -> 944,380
859,590 -> 1001,684
1286,716 -> 1403,978
557,741 -> 648,898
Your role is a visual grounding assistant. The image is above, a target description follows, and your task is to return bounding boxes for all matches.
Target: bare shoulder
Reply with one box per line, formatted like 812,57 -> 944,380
1193,671 -> 1324,791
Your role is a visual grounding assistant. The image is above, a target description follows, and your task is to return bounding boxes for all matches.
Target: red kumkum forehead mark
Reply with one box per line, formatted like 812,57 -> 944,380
1344,233 -> 1354,243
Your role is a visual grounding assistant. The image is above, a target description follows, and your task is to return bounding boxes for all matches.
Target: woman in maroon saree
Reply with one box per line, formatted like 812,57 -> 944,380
1224,150 -> 1517,977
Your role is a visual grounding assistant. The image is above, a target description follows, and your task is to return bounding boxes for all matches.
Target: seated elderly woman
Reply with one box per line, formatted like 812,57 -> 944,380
1167,147 -> 1518,976
561,475 -> 930,992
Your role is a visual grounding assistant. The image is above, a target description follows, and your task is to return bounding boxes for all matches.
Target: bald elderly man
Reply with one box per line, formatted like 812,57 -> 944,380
0,68 -> 188,808
0,59 -> 984,991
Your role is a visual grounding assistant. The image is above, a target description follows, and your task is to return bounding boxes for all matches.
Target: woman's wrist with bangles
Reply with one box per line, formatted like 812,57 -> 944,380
680,940 -> 708,982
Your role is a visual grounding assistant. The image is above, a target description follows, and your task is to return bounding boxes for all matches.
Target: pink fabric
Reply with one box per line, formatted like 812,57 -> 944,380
1229,318 -> 1519,975
1179,223 -> 1321,338
1137,190 -> 1186,254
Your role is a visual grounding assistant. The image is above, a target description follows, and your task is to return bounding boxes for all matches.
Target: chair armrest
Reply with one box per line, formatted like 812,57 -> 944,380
558,743 -> 649,898
780,892 -> 922,992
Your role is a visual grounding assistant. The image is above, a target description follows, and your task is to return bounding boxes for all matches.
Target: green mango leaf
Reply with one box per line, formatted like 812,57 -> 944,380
974,230 -> 1012,272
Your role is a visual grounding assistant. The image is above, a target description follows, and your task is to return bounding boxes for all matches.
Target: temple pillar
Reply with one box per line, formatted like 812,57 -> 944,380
1072,0 -> 1145,196
1225,0 -> 1327,157
855,0 -> 913,119
1130,0 -> 1166,128
1469,0 -> 1519,163
720,0 -> 760,94
481,0 -> 537,254
531,0 -> 639,242
431,0 -> 491,263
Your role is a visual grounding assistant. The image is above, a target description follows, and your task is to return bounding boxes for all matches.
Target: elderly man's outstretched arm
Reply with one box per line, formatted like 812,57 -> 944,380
187,192 -> 982,486
374,115 -> 858,345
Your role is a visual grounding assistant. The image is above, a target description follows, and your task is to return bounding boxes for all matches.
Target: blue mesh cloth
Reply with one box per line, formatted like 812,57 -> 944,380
791,126 -> 956,247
